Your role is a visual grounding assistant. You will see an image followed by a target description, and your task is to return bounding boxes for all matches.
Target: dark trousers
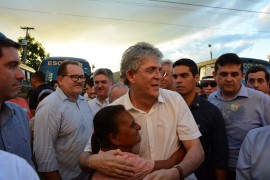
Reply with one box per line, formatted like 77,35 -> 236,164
227,169 -> 236,180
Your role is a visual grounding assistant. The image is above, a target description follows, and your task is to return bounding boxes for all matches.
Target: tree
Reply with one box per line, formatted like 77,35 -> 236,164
18,35 -> 49,71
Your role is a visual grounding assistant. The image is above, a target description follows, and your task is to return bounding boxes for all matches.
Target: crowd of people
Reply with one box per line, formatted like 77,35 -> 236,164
0,31 -> 270,180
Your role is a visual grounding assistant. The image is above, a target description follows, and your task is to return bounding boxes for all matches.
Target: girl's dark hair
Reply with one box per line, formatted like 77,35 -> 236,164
91,105 -> 126,153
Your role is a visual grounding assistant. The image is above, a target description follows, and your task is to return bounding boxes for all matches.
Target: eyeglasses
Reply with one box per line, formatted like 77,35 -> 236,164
201,82 -> 217,88
63,74 -> 86,81
161,71 -> 168,78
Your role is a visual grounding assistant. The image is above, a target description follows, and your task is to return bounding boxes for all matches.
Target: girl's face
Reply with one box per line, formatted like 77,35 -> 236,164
113,111 -> 141,151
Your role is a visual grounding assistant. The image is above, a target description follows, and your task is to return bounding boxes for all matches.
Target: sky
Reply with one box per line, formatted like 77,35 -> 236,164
1,0 -> 270,72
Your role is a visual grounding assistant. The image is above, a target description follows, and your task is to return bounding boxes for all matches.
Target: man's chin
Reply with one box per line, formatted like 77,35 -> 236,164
6,93 -> 19,100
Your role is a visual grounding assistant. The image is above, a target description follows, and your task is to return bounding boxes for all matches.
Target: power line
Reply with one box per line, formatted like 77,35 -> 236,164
1,2 -> 269,34
0,6 -> 51,14
89,0 -> 270,15
148,0 -> 270,14
87,0 -> 270,18
240,0 -> 270,3
59,12 -> 270,33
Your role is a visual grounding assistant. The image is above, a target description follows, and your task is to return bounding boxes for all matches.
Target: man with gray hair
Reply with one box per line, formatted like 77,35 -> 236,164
108,82 -> 128,103
160,59 -> 175,91
79,42 -> 204,179
88,68 -> 114,115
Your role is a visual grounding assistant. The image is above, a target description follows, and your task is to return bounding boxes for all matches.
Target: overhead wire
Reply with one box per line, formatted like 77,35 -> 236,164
0,0 -> 269,33
148,0 -> 270,14
87,0 -> 270,19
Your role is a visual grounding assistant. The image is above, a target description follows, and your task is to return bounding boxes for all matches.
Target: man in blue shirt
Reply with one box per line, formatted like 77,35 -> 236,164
236,125 -> 270,179
88,68 -> 114,115
0,32 -> 34,167
173,58 -> 228,180
208,53 -> 270,180
0,150 -> 38,179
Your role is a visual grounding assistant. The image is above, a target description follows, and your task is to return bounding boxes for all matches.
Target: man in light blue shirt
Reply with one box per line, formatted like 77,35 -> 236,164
88,68 -> 114,115
0,150 -> 39,180
34,60 -> 93,180
208,53 -> 270,179
236,125 -> 270,179
0,32 -> 34,168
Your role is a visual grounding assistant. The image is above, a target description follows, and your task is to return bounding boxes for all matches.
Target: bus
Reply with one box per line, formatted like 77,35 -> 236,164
39,57 -> 92,82
19,63 -> 35,98
197,57 -> 270,83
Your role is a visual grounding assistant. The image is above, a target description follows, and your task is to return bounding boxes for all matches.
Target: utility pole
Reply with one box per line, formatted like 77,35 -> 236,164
20,26 -> 34,64
208,44 -> 213,60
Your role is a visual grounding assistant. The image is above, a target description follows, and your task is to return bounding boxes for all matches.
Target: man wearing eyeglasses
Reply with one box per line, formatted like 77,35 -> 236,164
34,60 -> 93,180
0,32 -> 34,168
200,76 -> 218,99
173,58 -> 228,180
79,42 -> 204,180
160,60 -> 175,91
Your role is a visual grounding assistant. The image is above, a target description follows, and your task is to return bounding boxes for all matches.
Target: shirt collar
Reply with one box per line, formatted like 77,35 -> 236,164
56,87 -> 84,102
2,102 -> 16,115
0,102 -> 16,125
94,97 -> 109,106
121,89 -> 164,111
214,84 -> 248,100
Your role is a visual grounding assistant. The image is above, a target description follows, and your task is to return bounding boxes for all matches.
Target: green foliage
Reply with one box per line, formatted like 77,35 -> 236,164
18,35 -> 49,71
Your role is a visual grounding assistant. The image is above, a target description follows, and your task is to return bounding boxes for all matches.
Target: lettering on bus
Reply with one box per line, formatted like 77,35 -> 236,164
47,61 -> 83,67
243,63 -> 265,69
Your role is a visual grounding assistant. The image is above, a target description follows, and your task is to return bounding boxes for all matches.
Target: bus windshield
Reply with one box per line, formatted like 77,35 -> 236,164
39,57 -> 91,82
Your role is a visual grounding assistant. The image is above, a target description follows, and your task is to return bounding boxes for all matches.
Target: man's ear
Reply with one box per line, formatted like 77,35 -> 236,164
213,71 -> 217,81
126,70 -> 135,84
108,133 -> 120,146
195,74 -> 200,83
57,76 -> 64,87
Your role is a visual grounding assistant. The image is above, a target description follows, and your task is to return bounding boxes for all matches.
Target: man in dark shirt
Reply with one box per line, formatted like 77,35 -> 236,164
29,71 -> 54,116
173,58 -> 228,180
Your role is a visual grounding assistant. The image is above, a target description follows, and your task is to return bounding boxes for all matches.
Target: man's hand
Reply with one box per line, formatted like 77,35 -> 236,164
80,149 -> 135,178
143,168 -> 179,180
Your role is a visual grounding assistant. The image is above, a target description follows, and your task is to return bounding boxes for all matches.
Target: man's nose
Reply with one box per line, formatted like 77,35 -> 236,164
225,75 -> 232,81
16,67 -> 25,80
96,82 -> 102,87
155,69 -> 162,79
136,123 -> 141,130
253,80 -> 259,87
